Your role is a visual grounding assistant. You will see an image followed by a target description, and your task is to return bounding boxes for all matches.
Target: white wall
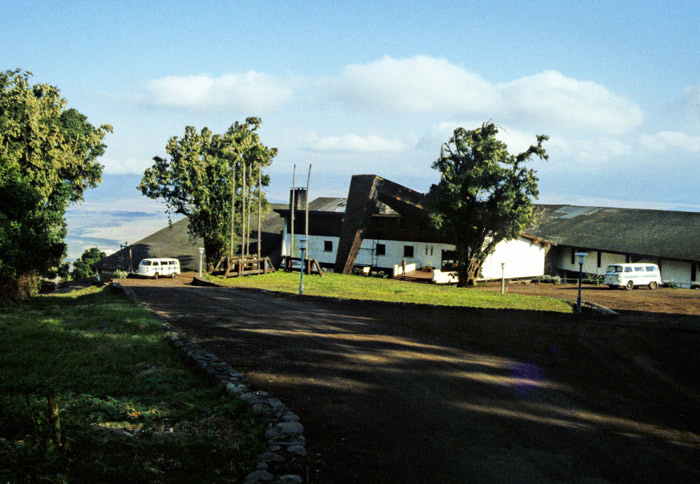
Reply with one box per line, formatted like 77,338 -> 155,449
551,247 -> 696,285
283,233 -> 546,279
659,259 -> 692,284
553,248 -> 626,275
480,237 -> 547,280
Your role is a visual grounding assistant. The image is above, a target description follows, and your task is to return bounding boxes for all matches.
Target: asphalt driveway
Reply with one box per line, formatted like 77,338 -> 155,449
122,276 -> 700,484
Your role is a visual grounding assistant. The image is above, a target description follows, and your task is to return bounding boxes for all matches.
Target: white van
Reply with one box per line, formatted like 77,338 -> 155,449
136,258 -> 181,279
604,263 -> 661,290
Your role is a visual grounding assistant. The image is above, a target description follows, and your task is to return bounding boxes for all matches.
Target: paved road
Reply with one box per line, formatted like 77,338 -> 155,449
122,277 -> 700,484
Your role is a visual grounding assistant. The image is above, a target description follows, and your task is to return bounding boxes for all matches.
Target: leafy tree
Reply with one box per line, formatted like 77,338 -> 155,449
427,122 -> 548,286
138,118 -> 276,266
71,247 -> 106,279
0,69 -> 112,301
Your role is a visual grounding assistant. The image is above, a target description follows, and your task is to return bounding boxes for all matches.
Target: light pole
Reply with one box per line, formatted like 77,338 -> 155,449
198,248 -> 204,278
299,238 -> 307,296
575,252 -> 588,313
500,262 -> 506,295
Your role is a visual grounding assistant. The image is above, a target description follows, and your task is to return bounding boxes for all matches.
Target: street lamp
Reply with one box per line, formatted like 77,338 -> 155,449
501,262 -> 506,295
299,238 -> 307,296
575,252 -> 588,313
198,248 -> 205,278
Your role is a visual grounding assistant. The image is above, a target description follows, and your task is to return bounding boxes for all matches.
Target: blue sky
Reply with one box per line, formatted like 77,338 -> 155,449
3,1 -> 699,259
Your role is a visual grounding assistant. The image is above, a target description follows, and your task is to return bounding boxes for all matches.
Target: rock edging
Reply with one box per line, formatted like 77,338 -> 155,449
112,282 -> 307,484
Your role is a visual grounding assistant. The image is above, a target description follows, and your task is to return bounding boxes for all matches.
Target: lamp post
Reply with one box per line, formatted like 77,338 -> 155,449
299,238 -> 307,296
198,248 -> 204,278
500,262 -> 506,295
575,252 -> 588,313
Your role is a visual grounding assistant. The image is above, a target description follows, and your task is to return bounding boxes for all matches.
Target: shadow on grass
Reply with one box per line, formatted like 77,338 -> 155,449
0,287 -> 264,484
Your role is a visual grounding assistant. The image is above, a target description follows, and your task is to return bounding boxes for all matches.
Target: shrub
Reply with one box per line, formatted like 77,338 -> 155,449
0,273 -> 39,304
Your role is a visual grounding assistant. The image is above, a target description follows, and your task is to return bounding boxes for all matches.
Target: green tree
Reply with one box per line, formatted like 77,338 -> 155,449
427,122 -> 548,286
138,118 -> 276,266
71,247 -> 106,279
0,69 -> 111,301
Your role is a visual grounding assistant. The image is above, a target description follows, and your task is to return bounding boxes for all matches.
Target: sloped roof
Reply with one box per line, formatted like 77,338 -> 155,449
308,197 -> 347,212
96,203 -> 287,272
529,204 -> 700,262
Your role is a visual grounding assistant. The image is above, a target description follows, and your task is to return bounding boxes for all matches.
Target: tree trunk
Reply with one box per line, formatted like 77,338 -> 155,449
456,245 -> 470,287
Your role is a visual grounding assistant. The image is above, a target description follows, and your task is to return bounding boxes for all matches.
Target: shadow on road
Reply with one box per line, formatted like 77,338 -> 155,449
124,280 -> 700,484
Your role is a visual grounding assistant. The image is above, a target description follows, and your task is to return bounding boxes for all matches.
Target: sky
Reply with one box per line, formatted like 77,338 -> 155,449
2,1 -> 699,260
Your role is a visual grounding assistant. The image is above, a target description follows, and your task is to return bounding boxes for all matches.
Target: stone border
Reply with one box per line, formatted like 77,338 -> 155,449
111,282 -> 307,484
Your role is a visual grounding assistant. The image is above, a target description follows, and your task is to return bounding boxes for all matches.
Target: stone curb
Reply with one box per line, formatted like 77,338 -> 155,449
111,282 -> 308,484
568,300 -> 619,318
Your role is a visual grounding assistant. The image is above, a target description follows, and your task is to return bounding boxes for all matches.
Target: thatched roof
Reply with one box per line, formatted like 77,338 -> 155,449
529,205 -> 700,262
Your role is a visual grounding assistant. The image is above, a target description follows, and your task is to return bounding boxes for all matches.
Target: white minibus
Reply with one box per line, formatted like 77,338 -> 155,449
136,258 -> 181,279
604,263 -> 660,290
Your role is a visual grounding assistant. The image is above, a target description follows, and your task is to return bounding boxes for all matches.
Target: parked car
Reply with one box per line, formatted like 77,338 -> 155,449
604,263 -> 660,290
135,258 -> 181,279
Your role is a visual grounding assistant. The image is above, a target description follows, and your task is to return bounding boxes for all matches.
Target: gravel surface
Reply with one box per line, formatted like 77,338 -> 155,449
122,275 -> 700,484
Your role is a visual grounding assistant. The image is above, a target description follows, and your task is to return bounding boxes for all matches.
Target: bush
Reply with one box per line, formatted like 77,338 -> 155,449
537,275 -> 561,284
112,270 -> 128,280
0,273 -> 39,304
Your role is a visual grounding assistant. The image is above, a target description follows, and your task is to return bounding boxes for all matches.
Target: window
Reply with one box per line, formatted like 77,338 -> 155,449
404,245 -> 414,258
624,267 -> 632,272
634,266 -> 644,272
645,266 -> 657,272
324,240 -> 333,252
376,243 -> 386,256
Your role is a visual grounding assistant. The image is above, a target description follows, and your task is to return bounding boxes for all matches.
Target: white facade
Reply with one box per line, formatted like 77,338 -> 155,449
551,247 -> 697,285
282,232 -> 548,281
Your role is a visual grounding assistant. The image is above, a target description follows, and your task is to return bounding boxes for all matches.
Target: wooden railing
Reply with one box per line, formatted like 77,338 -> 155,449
212,256 -> 276,278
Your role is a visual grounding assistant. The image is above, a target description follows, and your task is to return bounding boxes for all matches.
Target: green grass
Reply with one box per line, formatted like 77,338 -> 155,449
205,271 -> 573,313
0,287 -> 264,484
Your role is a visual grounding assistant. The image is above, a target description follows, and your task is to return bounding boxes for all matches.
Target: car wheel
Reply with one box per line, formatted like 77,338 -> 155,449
625,280 -> 634,290
649,281 -> 658,290
154,272 -> 159,280
171,272 -> 177,279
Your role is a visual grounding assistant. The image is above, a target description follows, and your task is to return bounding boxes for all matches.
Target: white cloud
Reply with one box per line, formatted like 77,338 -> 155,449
327,55 -> 498,113
418,121 -> 633,167
546,135 -> 632,165
640,131 -> 700,153
304,132 -> 403,153
142,72 -> 293,112
282,129 -> 404,153
498,70 -> 644,134
323,56 -> 643,134
417,122 -> 551,154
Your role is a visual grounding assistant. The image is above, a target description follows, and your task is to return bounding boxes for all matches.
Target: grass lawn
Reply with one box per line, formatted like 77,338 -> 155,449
205,271 -> 573,313
0,286 -> 264,484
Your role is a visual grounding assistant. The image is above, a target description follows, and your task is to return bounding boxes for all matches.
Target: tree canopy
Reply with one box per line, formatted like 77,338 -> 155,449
138,117 -> 276,266
426,122 -> 548,286
0,69 -> 112,300
71,247 -> 106,280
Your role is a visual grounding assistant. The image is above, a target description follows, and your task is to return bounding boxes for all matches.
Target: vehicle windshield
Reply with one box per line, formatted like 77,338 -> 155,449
140,260 -> 151,266
606,265 -> 622,273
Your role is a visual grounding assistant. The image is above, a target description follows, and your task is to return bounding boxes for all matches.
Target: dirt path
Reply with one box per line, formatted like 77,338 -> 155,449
122,276 -> 700,484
